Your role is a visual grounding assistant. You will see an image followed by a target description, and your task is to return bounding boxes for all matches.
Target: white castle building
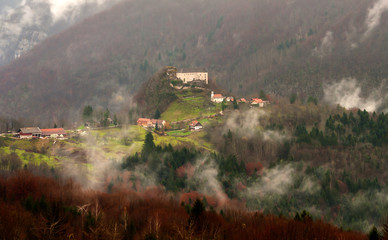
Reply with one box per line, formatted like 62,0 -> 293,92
176,71 -> 208,84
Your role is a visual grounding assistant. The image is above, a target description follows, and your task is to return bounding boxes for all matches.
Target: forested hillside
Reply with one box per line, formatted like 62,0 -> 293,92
0,172 -> 367,240
1,0 -> 388,126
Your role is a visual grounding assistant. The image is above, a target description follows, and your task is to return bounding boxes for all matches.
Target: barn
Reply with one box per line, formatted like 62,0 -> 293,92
41,128 -> 67,139
18,127 -> 42,139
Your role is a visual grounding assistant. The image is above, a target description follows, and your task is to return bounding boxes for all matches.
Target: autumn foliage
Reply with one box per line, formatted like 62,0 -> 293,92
0,171 -> 366,240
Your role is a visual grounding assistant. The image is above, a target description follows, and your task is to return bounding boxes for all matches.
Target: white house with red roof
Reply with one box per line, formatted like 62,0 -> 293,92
41,128 -> 67,139
189,121 -> 203,131
211,91 -> 224,103
251,98 -> 265,107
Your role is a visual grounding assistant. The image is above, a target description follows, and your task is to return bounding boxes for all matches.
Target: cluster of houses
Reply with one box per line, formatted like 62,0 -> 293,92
137,118 -> 204,132
137,118 -> 166,129
210,91 -> 269,107
17,127 -> 68,139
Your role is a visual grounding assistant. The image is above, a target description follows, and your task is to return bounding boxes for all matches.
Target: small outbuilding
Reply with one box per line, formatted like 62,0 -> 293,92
189,121 -> 203,131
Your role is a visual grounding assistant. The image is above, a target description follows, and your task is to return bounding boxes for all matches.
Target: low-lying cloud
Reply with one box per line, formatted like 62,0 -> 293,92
242,164 -> 296,196
364,0 -> 388,39
313,31 -> 334,58
187,158 -> 228,206
223,108 -> 288,143
323,78 -> 385,112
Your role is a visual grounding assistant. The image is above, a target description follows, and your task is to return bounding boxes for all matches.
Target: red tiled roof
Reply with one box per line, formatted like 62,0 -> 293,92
41,128 -> 66,135
213,94 -> 223,98
190,121 -> 198,126
151,119 -> 165,125
239,98 -> 247,102
137,118 -> 150,122
251,98 -> 264,103
190,121 -> 202,127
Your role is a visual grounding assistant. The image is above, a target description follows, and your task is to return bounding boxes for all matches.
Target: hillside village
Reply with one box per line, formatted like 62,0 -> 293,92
136,67 -> 270,131
10,67 -> 270,138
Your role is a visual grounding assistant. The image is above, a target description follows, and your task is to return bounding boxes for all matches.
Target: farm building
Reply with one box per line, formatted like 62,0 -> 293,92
137,118 -> 151,127
41,128 -> 67,139
18,127 -> 42,139
151,119 -> 166,128
137,118 -> 166,128
189,121 -> 203,131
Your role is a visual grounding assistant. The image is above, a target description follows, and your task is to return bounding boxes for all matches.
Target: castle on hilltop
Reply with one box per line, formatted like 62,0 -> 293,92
166,66 -> 208,85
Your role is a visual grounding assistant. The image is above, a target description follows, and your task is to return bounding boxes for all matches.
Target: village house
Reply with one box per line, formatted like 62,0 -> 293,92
151,119 -> 166,129
137,118 -> 151,127
137,118 -> 166,128
189,121 -> 203,131
17,127 -> 42,139
211,91 -> 224,103
176,69 -> 208,84
251,98 -> 270,107
237,98 -> 248,103
41,128 -> 67,139
225,97 -> 235,102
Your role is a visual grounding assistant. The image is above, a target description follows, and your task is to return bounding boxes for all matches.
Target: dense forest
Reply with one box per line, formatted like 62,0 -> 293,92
0,171 -> 368,239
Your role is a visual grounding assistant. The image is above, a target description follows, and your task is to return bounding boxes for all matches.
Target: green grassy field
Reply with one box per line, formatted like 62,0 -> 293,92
154,130 -> 215,152
0,146 -> 59,168
0,120 -> 217,172
166,130 -> 192,137
85,126 -> 147,160
161,89 -> 220,122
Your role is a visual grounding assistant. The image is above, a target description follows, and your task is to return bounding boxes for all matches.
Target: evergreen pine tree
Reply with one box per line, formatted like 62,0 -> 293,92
368,226 -> 381,240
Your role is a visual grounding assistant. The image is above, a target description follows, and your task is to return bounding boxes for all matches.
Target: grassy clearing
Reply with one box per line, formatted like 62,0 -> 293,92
0,146 -> 59,167
4,138 -> 53,152
166,130 -> 192,137
153,131 -> 216,152
161,90 -> 220,122
84,125 -> 147,160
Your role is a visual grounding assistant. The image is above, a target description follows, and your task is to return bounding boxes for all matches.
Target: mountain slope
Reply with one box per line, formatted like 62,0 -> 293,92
0,0 -> 388,126
0,0 -> 120,67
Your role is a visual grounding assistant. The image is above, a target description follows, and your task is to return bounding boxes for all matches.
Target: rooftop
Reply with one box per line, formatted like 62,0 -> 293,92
18,127 -> 41,134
